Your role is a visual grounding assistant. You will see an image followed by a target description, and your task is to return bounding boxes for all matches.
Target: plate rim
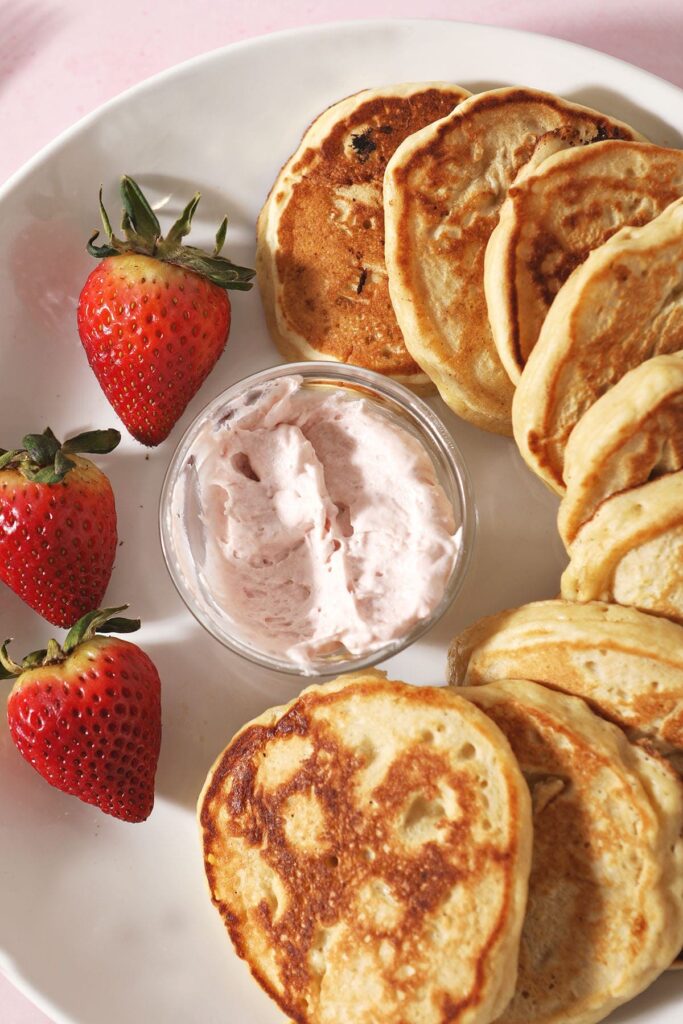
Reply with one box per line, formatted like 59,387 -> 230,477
2,15 -> 682,206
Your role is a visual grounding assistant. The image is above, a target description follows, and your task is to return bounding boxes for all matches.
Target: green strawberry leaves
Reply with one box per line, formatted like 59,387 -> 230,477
0,449 -> 24,471
120,175 -> 161,241
0,607 -> 142,680
64,606 -> 141,653
87,175 -> 255,291
61,428 -> 121,456
213,216 -> 228,256
23,427 -> 60,464
165,192 -> 201,247
30,452 -> 76,484
0,641 -> 23,680
0,427 -> 121,484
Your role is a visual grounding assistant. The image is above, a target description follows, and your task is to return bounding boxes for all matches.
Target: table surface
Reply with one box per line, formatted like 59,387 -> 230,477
1,0 -> 681,1021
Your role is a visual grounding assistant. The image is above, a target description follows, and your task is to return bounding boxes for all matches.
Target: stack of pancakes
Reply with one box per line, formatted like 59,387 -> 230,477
447,598 -> 683,1008
510,196 -> 683,625
382,89 -> 647,434
556,345 -> 683,622
202,83 -> 683,1022
258,81 -> 683,626
482,134 -> 683,623
199,664 -> 683,1023
257,84 -> 652,432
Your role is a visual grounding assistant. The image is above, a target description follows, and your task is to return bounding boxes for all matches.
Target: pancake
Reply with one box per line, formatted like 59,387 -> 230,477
198,670 -> 532,1024
558,351 -> 683,547
461,679 -> 683,1024
561,471 -> 683,623
256,83 -> 469,390
507,126 -> 600,179
488,142 -> 683,386
512,197 -> 683,492
448,599 -> 683,759
382,87 -> 640,434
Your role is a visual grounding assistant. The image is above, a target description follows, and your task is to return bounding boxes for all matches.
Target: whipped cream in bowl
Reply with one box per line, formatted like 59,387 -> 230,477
159,363 -> 474,675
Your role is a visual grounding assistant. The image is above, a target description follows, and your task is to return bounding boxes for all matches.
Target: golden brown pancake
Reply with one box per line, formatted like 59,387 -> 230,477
561,471 -> 683,623
558,351 -> 683,547
448,599 -> 683,761
256,84 -> 469,390
513,196 -> 683,492
198,671 -> 532,1024
462,679 -> 683,1024
488,141 -> 682,384
383,87 -> 640,433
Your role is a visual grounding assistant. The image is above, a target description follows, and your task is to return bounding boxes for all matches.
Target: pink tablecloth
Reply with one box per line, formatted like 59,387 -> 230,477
2,0 -> 682,186
1,1 -> 681,1021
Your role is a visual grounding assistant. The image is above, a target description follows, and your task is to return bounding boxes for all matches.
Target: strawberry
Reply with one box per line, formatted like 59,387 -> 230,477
0,427 -> 120,627
1,607 -> 161,823
77,176 -> 254,446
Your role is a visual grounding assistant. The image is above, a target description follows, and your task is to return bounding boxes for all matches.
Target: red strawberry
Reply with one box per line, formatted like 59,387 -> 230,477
77,176 -> 254,446
0,427 -> 120,627
1,607 -> 161,823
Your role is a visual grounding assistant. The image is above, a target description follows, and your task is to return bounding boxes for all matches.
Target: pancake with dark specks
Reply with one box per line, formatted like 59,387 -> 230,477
198,671 -> 532,1024
256,83 -> 470,390
462,680 -> 683,1024
383,87 -> 640,433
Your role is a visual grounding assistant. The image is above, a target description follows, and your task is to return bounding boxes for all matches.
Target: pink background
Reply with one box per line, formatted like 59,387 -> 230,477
2,0 -> 682,186
1,1 -> 681,1021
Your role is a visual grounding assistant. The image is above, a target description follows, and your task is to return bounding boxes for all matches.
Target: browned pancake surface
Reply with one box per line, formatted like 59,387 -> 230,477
513,197 -> 683,491
200,674 -> 531,1024
463,680 -> 683,1024
384,88 -> 639,431
506,141 -> 683,370
266,87 -> 466,378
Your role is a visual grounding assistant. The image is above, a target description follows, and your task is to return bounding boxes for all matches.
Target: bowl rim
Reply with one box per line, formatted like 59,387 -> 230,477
159,360 -> 476,676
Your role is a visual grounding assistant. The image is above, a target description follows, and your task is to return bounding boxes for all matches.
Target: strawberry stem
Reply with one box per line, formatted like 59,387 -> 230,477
214,216 -> 228,257
44,639 -> 63,664
0,640 -> 22,679
23,430 -> 60,465
98,187 -> 115,242
21,649 -> 48,669
166,192 -> 201,247
0,449 -> 24,471
30,458 -> 74,484
61,429 -> 121,455
0,608 -> 143,680
63,606 -> 140,653
120,175 -> 161,241
87,176 -> 255,291
99,617 -> 142,634
2,427 -> 120,483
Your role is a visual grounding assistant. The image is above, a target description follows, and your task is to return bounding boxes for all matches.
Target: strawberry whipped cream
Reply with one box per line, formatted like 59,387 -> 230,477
176,376 -> 459,667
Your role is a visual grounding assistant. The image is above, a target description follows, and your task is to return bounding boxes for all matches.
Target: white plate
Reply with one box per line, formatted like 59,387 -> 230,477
1,18 -> 681,1024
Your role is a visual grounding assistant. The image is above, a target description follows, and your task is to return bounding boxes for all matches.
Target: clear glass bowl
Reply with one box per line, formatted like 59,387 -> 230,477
159,362 -> 475,676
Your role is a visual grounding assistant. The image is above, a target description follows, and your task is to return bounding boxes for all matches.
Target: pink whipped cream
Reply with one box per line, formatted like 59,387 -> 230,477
176,376 -> 459,667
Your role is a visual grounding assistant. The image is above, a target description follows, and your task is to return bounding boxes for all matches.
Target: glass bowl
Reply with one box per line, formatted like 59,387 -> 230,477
159,362 -> 475,676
